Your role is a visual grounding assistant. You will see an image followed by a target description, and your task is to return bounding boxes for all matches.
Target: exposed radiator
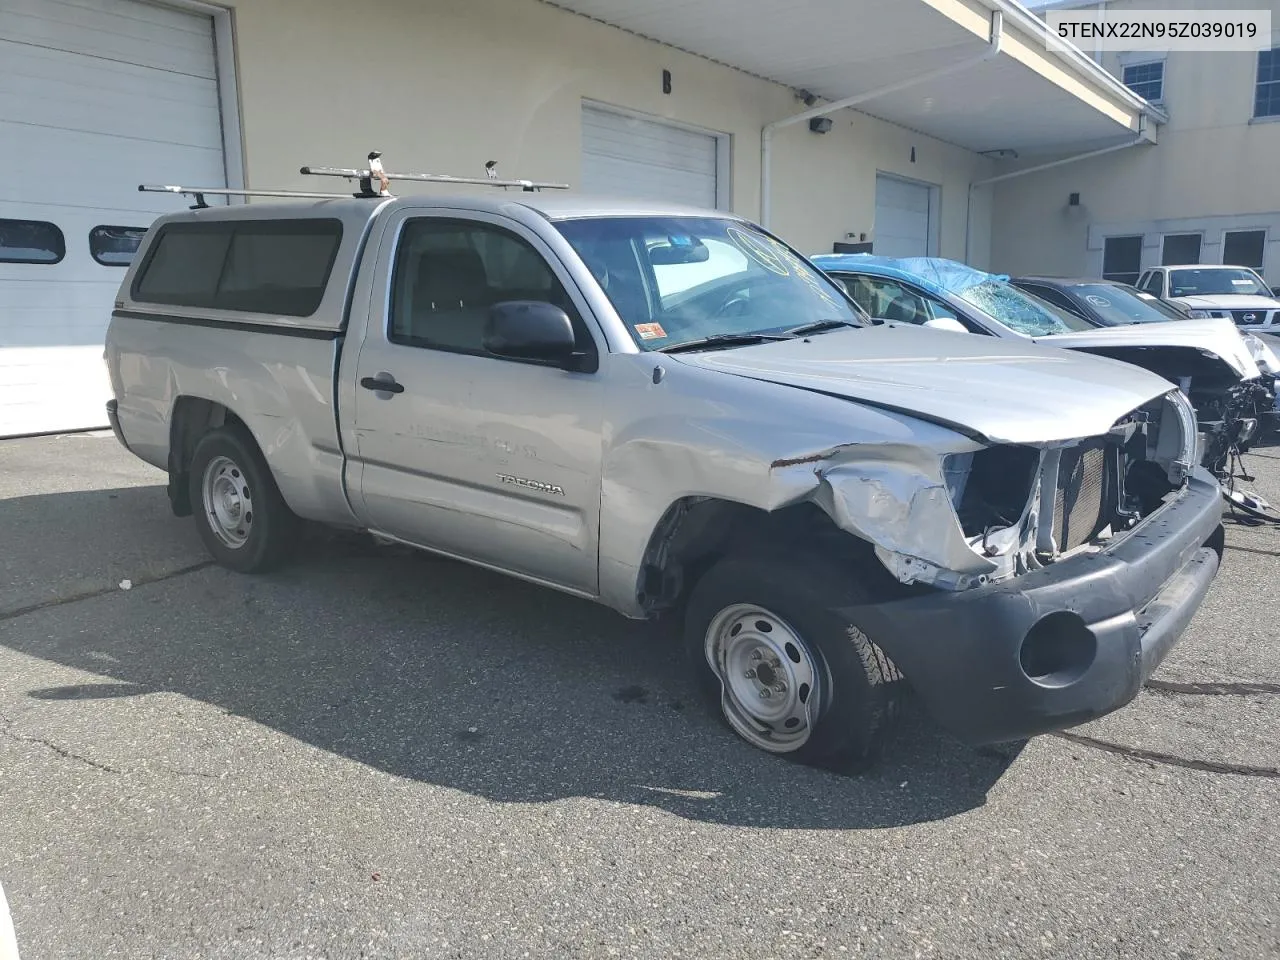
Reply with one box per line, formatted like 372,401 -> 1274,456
1054,439 -> 1112,551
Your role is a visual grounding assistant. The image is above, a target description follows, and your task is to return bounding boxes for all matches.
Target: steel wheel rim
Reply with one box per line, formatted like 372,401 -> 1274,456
201,455 -> 253,549
704,603 -> 822,753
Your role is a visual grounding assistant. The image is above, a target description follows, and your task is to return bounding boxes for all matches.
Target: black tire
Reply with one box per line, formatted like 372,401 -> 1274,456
684,553 -> 904,772
187,424 -> 300,573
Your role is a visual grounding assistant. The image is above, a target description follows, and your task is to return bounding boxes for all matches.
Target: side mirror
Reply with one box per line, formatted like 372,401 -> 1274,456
484,301 -> 578,366
924,317 -> 969,334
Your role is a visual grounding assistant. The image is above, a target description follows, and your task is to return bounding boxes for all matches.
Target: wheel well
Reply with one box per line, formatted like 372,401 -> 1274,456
166,397 -> 247,517
636,497 -> 885,616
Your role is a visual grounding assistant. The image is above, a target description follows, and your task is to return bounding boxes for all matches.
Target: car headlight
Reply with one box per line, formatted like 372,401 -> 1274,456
1159,389 -> 1198,484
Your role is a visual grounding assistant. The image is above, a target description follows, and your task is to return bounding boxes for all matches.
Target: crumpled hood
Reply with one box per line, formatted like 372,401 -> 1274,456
1034,317 -> 1260,379
672,325 -> 1175,445
1172,294 -> 1280,310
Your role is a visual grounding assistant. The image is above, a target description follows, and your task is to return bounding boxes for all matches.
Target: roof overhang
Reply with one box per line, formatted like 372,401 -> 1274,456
543,0 -> 1161,157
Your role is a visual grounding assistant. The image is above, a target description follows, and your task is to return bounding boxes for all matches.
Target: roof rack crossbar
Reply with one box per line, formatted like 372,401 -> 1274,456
300,165 -> 570,193
139,184 -> 362,207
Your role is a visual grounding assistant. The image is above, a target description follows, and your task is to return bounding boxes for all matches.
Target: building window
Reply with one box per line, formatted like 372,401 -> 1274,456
1257,47 -> 1279,118
1102,235 -> 1143,285
1123,61 -> 1164,102
89,226 -> 148,266
1223,230 -> 1266,270
0,219 -> 65,264
1162,233 -> 1202,266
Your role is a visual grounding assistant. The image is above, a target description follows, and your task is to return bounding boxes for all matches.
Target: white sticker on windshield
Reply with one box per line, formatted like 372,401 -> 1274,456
1086,295 -> 1111,306
1232,278 -> 1253,285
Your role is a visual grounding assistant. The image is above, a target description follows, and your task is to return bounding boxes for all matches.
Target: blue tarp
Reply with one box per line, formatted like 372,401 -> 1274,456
809,254 -> 1011,300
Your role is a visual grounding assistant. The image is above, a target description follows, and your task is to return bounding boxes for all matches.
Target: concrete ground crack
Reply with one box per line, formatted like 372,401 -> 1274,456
0,727 -> 122,774
1145,678 -> 1280,696
1053,730 -> 1280,779
1,718 -> 220,779
0,560 -> 216,623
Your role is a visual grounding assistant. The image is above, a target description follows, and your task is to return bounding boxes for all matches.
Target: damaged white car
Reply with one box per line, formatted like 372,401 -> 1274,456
104,185 -> 1224,770
815,255 -> 1278,477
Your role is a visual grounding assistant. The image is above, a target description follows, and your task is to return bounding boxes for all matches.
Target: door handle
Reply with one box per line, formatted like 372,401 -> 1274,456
360,375 -> 404,395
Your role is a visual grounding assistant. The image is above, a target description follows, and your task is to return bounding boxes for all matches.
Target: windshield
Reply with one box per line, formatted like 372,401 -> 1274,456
1069,283 -> 1187,325
554,216 -> 863,350
1169,267 -> 1269,297
955,278 -> 1095,336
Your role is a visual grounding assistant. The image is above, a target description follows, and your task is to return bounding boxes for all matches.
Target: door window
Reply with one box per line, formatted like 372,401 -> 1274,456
1141,272 -> 1164,296
390,219 -> 591,360
842,274 -> 987,333
843,276 -> 932,324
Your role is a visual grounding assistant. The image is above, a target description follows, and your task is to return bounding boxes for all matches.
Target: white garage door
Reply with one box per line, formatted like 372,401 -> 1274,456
0,0 -> 227,438
580,105 -> 720,209
874,174 -> 933,259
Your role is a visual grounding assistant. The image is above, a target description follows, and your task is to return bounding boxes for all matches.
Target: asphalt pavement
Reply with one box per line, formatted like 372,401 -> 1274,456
0,431 -> 1277,959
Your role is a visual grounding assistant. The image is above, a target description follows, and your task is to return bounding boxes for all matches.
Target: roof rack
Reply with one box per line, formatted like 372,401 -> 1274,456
301,152 -> 569,195
139,153 -> 570,210
138,184 -> 358,209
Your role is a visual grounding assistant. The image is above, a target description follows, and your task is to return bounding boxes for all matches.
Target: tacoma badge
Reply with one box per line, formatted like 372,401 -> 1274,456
496,473 -> 565,496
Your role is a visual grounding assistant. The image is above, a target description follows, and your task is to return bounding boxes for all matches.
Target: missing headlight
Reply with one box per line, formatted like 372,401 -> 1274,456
946,446 -> 1040,538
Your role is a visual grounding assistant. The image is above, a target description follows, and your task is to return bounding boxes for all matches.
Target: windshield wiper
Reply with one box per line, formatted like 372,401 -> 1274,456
657,333 -> 791,354
785,319 -> 862,337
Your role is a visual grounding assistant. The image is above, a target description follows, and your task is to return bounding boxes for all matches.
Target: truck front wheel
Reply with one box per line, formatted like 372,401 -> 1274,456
188,425 -> 299,573
684,555 -> 904,771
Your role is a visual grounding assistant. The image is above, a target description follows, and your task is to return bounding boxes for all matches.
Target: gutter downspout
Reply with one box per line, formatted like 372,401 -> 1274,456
759,10 -> 1004,230
964,118 -> 1151,265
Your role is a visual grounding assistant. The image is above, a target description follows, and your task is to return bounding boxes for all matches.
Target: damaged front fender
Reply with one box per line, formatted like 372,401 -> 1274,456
768,439 -> 1009,591
804,456 -> 1001,591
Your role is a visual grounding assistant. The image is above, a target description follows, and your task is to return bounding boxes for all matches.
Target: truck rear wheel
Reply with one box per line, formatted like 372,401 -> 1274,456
684,554 -> 904,771
188,425 -> 299,573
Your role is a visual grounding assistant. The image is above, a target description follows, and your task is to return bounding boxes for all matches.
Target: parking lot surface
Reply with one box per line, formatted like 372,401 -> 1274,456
1,432 -> 1277,960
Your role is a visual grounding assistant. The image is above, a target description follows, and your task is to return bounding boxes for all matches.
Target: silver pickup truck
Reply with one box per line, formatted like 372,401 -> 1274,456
104,193 -> 1224,770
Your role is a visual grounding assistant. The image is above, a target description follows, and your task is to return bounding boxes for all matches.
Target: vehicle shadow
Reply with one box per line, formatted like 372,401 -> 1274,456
0,485 -> 1022,831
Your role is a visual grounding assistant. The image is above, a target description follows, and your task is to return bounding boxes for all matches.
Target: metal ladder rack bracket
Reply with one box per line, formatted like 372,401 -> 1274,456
300,162 -> 570,195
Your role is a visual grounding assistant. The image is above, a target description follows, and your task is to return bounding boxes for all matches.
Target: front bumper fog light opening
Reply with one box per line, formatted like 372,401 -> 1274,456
1019,612 -> 1097,688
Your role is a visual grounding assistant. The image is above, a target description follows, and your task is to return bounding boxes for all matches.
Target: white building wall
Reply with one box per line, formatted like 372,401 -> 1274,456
216,0 -> 994,263
990,0 -> 1280,281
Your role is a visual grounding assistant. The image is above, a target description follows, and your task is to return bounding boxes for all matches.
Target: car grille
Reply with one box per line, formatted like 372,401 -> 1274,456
1230,310 -> 1269,326
1054,439 -> 1112,552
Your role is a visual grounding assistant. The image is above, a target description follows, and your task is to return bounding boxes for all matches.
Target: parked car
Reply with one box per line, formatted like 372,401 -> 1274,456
812,255 -> 1275,474
1009,276 -> 1194,327
1011,274 -> 1280,446
105,193 -> 1224,770
1136,264 -> 1280,334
